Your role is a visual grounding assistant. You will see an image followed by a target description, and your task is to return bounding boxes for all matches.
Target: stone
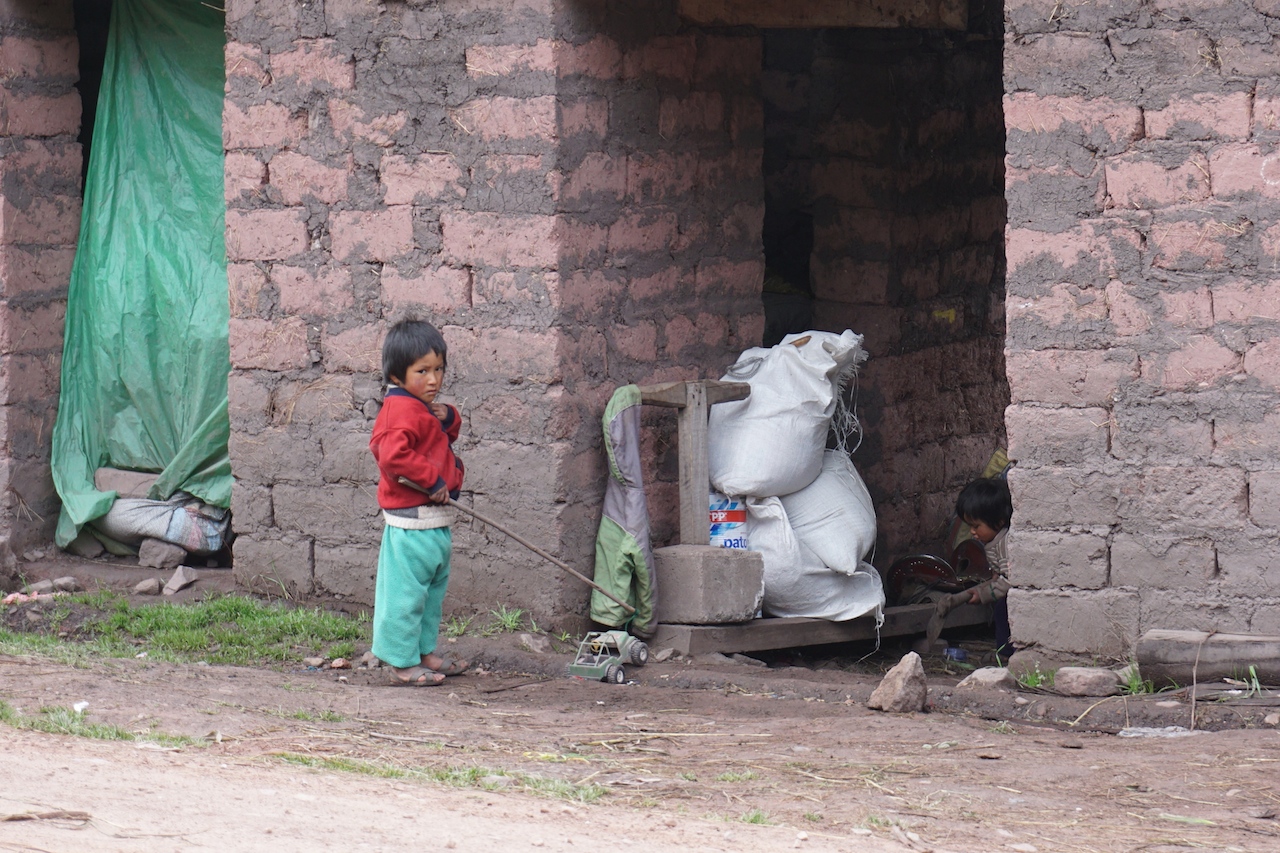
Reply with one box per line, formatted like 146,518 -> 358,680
731,653 -> 767,668
162,566 -> 199,596
138,538 -> 187,569
1054,666 -> 1121,697
65,529 -> 105,558
652,545 -> 764,624
52,576 -> 81,593
1263,713 -> 1280,726
360,651 -> 381,668
867,652 -> 928,713
912,637 -> 948,656
652,647 -> 675,662
330,658 -> 350,669
303,657 -> 325,667
957,667 -> 1018,691
133,578 -> 163,595
24,579 -> 53,595
518,633 -> 552,654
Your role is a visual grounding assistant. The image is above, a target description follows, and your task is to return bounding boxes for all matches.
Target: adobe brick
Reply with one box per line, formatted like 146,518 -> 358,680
466,41 -> 553,77
1006,588 -> 1139,657
314,544 -> 377,602
694,35 -> 761,84
452,96 -> 556,142
1141,335 -> 1239,390
554,219 -> 607,269
1209,144 -> 1280,200
319,429 -> 379,485
1215,280 -> 1280,323
658,93 -> 724,138
1006,405 -> 1109,467
561,152 -> 625,205
1215,409 -> 1280,464
380,153 -> 465,205
445,325 -> 562,385
441,211 -> 557,269
1149,218 -> 1232,271
1249,471 -> 1280,528
1006,348 -> 1136,405
607,212 -> 678,256
612,321 -> 658,362
227,262 -> 267,319
1105,154 -> 1209,209
1103,280 -> 1151,336
0,245 -> 73,298
0,352 -> 58,403
225,41 -> 269,88
1006,466 -> 1120,527
1244,339 -> 1280,389
227,317 -> 310,370
1160,287 -> 1214,330
270,38 -> 354,90
273,264 -> 354,315
1110,399 -> 1213,462
556,35 -> 621,79
226,372 -> 271,431
322,322 -> 385,373
1006,221 -> 1140,284
327,99 -> 407,147
1217,34 -> 1280,77
1215,542 -> 1280,595
558,98 -> 608,138
1145,92 -> 1251,141
324,0 -> 382,27
270,151 -> 351,205
223,101 -> 306,150
1125,466 -> 1247,533
1110,533 -> 1214,589
229,482 -> 272,533
225,152 -> 266,202
812,258 -> 890,305
330,208 -> 413,262
229,428 -> 321,485
1137,589 -> 1243,634
274,483 -> 378,544
0,139 -> 80,184
0,89 -> 79,137
225,209 -> 307,261
0,196 -> 80,246
730,96 -> 764,143
382,265 -> 471,314
622,35 -> 696,82
0,34 -> 78,81
1003,34 -> 1116,99
625,152 -> 697,203
1005,527 -> 1108,589
231,533 -> 314,598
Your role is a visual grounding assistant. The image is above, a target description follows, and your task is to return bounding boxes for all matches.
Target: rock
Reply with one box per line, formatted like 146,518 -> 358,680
652,648 -> 675,662
133,578 -> 163,595
360,651 -> 381,669
867,652 -> 928,713
330,658 -> 350,669
1265,713 -> 1280,727
66,530 -> 105,558
139,538 -> 187,569
162,566 -> 199,596
24,579 -> 54,595
731,653 -> 767,668
957,667 -> 1018,691
1055,666 -> 1121,697
518,633 -> 552,654
1113,662 -> 1139,686
303,657 -> 325,667
695,652 -> 734,665
52,576 -> 82,593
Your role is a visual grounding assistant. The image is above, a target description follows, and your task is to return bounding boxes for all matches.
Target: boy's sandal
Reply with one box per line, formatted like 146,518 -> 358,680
428,657 -> 470,677
388,666 -> 446,687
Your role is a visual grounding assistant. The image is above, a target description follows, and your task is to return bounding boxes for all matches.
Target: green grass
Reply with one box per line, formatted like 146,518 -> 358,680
1120,663 -> 1155,695
716,770 -> 757,783
741,808 -> 771,825
803,812 -> 823,822
275,753 -> 607,803
485,605 -> 526,634
443,614 -> 474,638
0,701 -> 200,747
1016,663 -> 1055,690
0,591 -> 369,667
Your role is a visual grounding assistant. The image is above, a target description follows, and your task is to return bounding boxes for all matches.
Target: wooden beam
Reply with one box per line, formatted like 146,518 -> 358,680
678,0 -> 968,30
677,381 -> 710,545
1137,629 -> 1280,688
638,380 -> 750,409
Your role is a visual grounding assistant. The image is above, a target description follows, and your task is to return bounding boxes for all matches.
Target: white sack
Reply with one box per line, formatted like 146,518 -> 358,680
746,497 -> 884,622
89,493 -> 230,555
780,450 -> 876,576
709,330 -> 866,498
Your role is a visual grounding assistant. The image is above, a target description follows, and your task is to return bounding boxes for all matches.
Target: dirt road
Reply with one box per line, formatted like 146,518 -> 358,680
2,640 -> 1278,853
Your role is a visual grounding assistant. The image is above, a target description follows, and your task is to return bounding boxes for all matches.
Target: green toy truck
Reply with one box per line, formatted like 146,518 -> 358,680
566,630 -> 650,684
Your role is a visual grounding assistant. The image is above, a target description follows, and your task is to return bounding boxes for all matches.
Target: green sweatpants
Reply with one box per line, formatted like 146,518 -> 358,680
372,524 -> 452,669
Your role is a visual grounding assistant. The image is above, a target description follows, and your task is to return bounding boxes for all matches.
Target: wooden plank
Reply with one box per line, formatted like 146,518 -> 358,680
677,381 -> 710,545
704,380 -> 750,406
652,603 -> 992,656
638,381 -> 687,408
678,0 -> 968,30
1137,629 -> 1280,687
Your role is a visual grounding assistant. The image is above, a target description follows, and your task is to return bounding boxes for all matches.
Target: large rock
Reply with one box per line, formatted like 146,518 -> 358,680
957,666 -> 1018,691
139,538 -> 186,569
163,566 -> 200,596
1055,666 -> 1121,697
868,651 -> 928,712
653,545 -> 764,624
133,578 -> 163,596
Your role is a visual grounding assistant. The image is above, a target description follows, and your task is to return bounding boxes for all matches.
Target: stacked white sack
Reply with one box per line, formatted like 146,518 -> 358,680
708,330 -> 866,498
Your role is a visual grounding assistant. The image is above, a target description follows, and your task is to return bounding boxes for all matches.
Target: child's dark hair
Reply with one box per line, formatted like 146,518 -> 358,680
955,477 -> 1012,531
382,319 -> 447,385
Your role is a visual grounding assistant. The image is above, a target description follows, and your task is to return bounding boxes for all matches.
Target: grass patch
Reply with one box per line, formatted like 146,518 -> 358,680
484,605 -> 526,635
0,701 -> 200,747
275,753 -> 607,803
1016,663 -> 1055,690
716,770 -> 757,783
443,614 -> 474,638
1120,664 -> 1155,696
741,808 -> 771,825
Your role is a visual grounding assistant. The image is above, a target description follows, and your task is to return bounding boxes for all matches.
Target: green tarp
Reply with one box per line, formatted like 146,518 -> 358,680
52,0 -> 229,547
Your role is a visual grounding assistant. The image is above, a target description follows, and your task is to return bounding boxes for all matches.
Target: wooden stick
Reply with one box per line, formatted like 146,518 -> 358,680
395,477 -> 636,615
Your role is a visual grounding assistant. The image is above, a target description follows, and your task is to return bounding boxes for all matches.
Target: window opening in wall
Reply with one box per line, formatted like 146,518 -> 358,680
72,0 -> 112,182
53,0 -> 233,568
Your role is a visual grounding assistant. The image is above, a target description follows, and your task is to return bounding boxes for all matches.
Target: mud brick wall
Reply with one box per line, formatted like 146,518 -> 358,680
224,0 -> 764,622
762,0 -> 1008,567
1004,0 -> 1280,656
0,0 -> 79,580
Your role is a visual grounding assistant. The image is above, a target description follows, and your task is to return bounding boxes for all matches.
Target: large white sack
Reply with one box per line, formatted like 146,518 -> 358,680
780,450 -> 876,576
746,497 -> 884,622
709,330 -> 867,498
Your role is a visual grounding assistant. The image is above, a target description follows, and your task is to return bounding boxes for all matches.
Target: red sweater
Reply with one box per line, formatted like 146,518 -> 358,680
370,388 -> 464,509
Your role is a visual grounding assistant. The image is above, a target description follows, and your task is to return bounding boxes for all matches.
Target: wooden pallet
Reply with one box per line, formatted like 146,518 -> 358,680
650,602 -> 992,656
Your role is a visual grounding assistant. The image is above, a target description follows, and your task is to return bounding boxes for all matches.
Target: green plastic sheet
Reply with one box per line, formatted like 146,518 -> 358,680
52,0 -> 229,547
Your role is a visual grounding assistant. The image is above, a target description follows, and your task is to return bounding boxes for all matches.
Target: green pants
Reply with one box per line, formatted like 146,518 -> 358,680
372,524 -> 452,669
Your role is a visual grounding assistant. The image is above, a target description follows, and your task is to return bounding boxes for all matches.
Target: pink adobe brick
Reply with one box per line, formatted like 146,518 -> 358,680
0,352 -> 60,403
556,36 -> 621,79
225,42 -> 269,87
228,317 -> 309,370
330,208 -> 413,262
562,152 -> 626,203
380,154 -> 464,205
0,141 -> 79,187
271,39 -> 354,90
1160,288 -> 1213,329
0,89 -> 79,136
558,98 -> 608,138
607,211 -> 678,255
273,264 -> 354,315
694,35 -> 762,83
1209,144 -> 1280,199
0,245 -> 73,298
225,209 -> 307,261
622,35 -> 697,82
382,265 -> 471,313
1003,93 -> 1142,146
1150,218 -> 1228,271
627,268 -> 681,302
555,219 -> 608,268
223,102 -> 306,150
322,322 -> 384,373
1006,348 -> 1137,405
0,35 -> 77,80
658,93 -> 724,137
663,314 -> 697,356
225,152 -> 266,202
1145,92 -> 1251,141
612,321 -> 658,361
1244,339 -> 1280,388
324,0 -> 382,26
472,270 -> 556,306
626,152 -> 698,202
1255,81 -> 1280,137
1009,282 -> 1108,328
1105,154 -> 1209,209
1143,335 -> 1239,389
732,312 -> 766,350
270,151 -> 351,205
466,41 -> 554,77
227,263 -> 267,318
0,196 -> 80,245
1104,280 -> 1151,335
0,301 -> 64,354
452,96 -> 556,142
446,325 -> 562,384
481,153 -> 544,176
327,99 -> 406,147
1214,280 -> 1280,323
441,211 -> 557,269
696,258 -> 765,298
1262,223 -> 1280,268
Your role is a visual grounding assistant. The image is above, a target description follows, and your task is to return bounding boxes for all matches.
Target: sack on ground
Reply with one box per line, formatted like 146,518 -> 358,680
89,493 -> 230,555
779,450 -> 876,576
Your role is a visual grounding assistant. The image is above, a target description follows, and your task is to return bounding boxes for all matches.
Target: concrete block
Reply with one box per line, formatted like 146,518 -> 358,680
653,544 -> 763,625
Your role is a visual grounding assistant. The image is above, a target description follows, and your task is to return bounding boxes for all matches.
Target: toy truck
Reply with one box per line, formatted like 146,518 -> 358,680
566,630 -> 649,683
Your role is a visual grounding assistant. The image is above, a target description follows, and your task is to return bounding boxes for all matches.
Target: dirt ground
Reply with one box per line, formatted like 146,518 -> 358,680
3,558 -> 1280,852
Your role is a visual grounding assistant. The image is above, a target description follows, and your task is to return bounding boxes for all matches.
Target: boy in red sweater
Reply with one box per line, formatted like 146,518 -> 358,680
370,320 -> 469,686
